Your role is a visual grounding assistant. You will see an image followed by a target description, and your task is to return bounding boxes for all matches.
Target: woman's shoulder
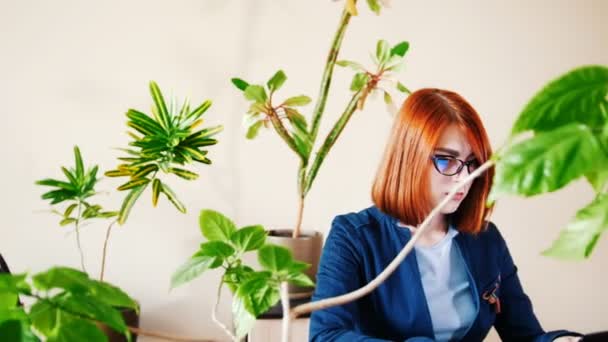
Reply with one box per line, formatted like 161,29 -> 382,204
330,205 -> 387,234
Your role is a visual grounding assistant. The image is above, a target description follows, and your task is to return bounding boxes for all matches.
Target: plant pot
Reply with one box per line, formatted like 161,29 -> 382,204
97,306 -> 140,342
266,229 -> 323,298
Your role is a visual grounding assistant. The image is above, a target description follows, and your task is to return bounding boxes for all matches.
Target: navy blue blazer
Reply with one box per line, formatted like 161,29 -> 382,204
309,206 -> 579,341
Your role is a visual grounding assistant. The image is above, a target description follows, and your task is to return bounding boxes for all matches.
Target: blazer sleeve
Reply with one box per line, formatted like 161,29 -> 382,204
491,224 -> 582,342
309,216 -> 390,342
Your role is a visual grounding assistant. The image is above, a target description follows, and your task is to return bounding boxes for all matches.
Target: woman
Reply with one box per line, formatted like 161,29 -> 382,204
309,89 -> 581,341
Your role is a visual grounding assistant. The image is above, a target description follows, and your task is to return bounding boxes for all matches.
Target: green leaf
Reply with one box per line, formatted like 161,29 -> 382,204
187,100 -> 212,122
336,60 -> 366,72
230,225 -> 267,252
87,280 -> 138,311
117,178 -> 150,191
199,209 -> 237,242
512,65 -> 608,135
199,241 -> 236,259
49,314 -> 108,342
168,167 -> 199,180
151,179 -> 161,206
149,81 -> 171,129
160,182 -> 186,213
224,265 -> 255,293
282,95 -> 312,107
59,218 -> 77,226
366,0 -> 381,14
231,78 -> 250,92
287,272 -> 315,287
397,82 -> 411,94
258,245 -> 293,273
0,307 -> 28,325
118,184 -> 147,225
104,169 -> 131,177
542,194 -> 608,260
236,273 -> 279,317
232,293 -> 256,339
126,109 -> 165,135
73,146 -> 84,180
375,40 -> 390,65
61,167 -> 78,186
390,41 -> 410,57
246,120 -> 264,139
55,292 -> 126,334
32,267 -> 89,293
30,301 -> 59,336
491,124 -> 604,199
36,179 -> 76,191
585,166 -> 608,193
350,73 -> 369,92
0,274 -> 31,296
0,320 -> 40,342
170,255 -> 216,289
267,70 -> 287,92
131,164 -> 158,180
244,85 -> 267,103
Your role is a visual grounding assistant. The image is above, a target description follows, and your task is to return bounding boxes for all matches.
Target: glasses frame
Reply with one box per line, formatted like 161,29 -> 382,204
431,154 -> 479,176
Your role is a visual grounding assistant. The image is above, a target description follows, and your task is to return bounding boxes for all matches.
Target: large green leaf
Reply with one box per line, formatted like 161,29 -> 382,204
236,272 -> 279,317
491,124 -> 604,199
32,267 -> 89,293
54,292 -> 126,334
230,225 -> 267,252
258,245 -> 293,273
231,78 -> 249,91
267,70 -> 287,92
0,274 -> 31,296
224,265 -> 255,294
88,281 -> 138,311
512,65 -> 608,135
48,316 -> 108,342
199,241 -> 236,259
282,95 -> 311,107
170,255 -> 216,289
390,41 -> 410,57
199,209 -> 237,242
542,194 -> 608,260
30,301 -> 59,336
287,273 -> 315,287
126,109 -> 165,135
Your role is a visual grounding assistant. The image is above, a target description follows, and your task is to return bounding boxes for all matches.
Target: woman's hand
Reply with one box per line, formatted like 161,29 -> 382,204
553,336 -> 582,342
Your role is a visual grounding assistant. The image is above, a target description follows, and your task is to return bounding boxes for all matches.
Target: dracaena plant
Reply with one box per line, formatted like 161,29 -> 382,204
105,81 -> 223,225
0,267 -> 138,342
231,0 -> 408,238
36,146 -> 118,274
170,209 -> 314,341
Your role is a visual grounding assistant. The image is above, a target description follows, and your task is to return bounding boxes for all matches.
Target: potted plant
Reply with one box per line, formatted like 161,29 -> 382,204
0,266 -> 138,341
230,0 -> 407,298
32,81 -> 224,341
170,209 -> 315,341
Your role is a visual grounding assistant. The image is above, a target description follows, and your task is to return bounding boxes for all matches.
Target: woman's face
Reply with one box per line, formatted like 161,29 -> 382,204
428,124 -> 477,214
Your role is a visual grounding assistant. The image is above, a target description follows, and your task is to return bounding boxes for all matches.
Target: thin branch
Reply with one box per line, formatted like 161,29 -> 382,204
99,219 -> 118,281
74,202 -> 87,273
280,282 -> 291,342
290,160 -> 495,319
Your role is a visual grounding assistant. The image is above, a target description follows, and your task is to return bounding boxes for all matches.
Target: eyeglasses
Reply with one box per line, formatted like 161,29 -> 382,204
431,154 -> 479,176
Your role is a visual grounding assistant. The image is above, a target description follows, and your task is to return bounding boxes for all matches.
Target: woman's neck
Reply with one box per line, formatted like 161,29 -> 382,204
398,214 -> 448,246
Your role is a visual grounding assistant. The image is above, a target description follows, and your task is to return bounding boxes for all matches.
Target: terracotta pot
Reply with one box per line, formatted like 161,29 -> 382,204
97,307 -> 139,342
266,229 -> 323,298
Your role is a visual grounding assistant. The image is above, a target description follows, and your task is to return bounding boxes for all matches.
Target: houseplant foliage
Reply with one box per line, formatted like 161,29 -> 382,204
104,81 -> 223,224
231,0 -> 407,238
490,65 -> 608,259
170,209 -> 314,340
0,267 -> 137,342
35,146 -> 118,273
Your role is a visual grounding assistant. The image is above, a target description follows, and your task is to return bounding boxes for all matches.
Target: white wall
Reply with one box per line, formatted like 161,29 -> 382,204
1,1 -> 607,341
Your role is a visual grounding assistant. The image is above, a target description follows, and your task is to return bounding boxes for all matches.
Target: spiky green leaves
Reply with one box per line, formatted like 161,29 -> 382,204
105,81 -> 223,224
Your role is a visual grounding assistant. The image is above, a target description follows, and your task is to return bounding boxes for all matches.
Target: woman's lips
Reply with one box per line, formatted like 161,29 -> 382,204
447,192 -> 464,201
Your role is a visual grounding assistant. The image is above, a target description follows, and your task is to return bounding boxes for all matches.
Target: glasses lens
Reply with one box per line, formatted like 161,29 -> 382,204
466,159 -> 479,173
433,156 -> 460,175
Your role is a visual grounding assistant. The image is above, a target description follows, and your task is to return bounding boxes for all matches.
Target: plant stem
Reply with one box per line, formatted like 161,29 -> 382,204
212,281 -> 235,341
304,91 -> 363,196
309,8 -> 353,143
269,108 -> 302,160
74,202 -> 87,273
280,282 -> 291,342
293,195 -> 305,239
289,160 -> 495,319
99,219 -> 117,282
